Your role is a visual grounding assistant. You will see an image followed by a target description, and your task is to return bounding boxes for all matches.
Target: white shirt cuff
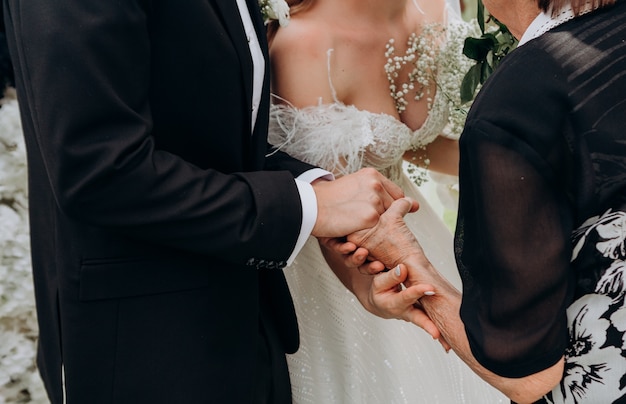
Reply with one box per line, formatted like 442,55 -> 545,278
297,168 -> 334,184
287,169 -> 334,265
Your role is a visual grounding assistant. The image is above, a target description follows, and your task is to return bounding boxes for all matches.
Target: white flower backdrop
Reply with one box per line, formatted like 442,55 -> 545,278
0,90 -> 47,403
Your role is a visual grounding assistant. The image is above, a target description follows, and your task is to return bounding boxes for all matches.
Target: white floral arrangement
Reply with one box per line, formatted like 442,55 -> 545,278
436,19 -> 483,138
258,0 -> 290,27
385,17 -> 480,227
384,18 -> 481,138
0,90 -> 47,403
389,18 -> 479,193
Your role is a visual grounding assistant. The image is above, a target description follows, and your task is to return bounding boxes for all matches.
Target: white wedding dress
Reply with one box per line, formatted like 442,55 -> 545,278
268,5 -> 507,404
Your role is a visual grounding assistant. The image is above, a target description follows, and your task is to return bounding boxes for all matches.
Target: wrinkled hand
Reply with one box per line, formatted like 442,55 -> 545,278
343,197 -> 451,349
318,242 -> 435,329
311,168 -> 410,238
319,236 -> 448,349
366,264 -> 450,350
347,198 -> 422,271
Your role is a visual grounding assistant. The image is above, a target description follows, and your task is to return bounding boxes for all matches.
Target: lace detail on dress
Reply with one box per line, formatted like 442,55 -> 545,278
269,102 -> 411,181
268,45 -> 443,182
268,84 -> 451,182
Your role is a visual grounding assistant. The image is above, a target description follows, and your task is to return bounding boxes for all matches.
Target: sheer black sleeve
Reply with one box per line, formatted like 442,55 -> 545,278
455,46 -> 577,378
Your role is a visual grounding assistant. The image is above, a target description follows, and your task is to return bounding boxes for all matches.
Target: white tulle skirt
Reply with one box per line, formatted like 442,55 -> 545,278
283,172 -> 507,404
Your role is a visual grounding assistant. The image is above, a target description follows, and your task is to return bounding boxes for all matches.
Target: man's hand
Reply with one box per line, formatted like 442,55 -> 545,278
311,168 -> 414,238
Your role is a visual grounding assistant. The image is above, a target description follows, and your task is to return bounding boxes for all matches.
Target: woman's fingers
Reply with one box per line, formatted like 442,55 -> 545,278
358,260 -> 387,274
371,265 -> 435,314
372,264 -> 433,295
321,237 -> 358,255
366,264 -> 451,351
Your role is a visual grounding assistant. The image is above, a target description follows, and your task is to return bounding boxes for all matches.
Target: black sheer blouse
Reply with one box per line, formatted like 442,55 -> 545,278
455,1 -> 626,386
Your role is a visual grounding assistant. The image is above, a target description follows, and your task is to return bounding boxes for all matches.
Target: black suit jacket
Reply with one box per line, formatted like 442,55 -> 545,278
3,0 -> 312,402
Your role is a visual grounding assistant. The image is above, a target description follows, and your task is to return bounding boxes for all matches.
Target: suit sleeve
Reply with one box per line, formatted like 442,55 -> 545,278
4,0 -> 305,265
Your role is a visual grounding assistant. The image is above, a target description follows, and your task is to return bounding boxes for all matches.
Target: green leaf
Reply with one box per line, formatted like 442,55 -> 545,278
498,32 -> 519,53
484,31 -> 499,40
477,0 -> 485,34
459,0 -> 518,104
460,63 -> 482,104
462,36 -> 495,61
493,18 -> 509,33
480,60 -> 493,84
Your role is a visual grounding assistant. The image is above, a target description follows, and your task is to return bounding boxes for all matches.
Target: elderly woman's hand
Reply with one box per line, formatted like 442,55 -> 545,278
346,198 -> 426,271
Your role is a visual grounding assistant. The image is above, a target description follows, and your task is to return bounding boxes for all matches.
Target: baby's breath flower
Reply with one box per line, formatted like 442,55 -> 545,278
385,20 -> 480,137
385,20 -> 481,186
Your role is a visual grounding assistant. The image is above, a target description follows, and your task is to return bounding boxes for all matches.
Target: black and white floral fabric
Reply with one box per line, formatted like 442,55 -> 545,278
546,209 -> 626,403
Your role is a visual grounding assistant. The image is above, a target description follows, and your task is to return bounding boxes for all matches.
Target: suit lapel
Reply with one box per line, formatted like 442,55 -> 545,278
241,0 -> 271,122
211,0 -> 254,120
245,0 -> 269,56
211,0 -> 271,169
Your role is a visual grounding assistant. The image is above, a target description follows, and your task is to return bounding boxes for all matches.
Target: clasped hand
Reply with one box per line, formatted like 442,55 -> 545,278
320,198 -> 450,350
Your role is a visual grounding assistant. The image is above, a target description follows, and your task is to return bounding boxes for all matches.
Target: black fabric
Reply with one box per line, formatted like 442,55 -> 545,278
456,1 -> 626,379
254,328 -> 273,404
0,3 -> 14,90
2,0 -> 314,401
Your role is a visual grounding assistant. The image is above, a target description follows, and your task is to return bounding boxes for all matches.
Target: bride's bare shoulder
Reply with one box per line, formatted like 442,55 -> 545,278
270,16 -> 333,62
269,17 -> 337,106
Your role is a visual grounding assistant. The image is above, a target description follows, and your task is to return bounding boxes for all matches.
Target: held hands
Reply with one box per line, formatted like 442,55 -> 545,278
311,167 -> 411,238
347,197 -> 422,270
323,198 -> 564,401
335,205 -> 565,403
374,265 -> 451,351
321,197 -> 450,349
320,237 -> 450,350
